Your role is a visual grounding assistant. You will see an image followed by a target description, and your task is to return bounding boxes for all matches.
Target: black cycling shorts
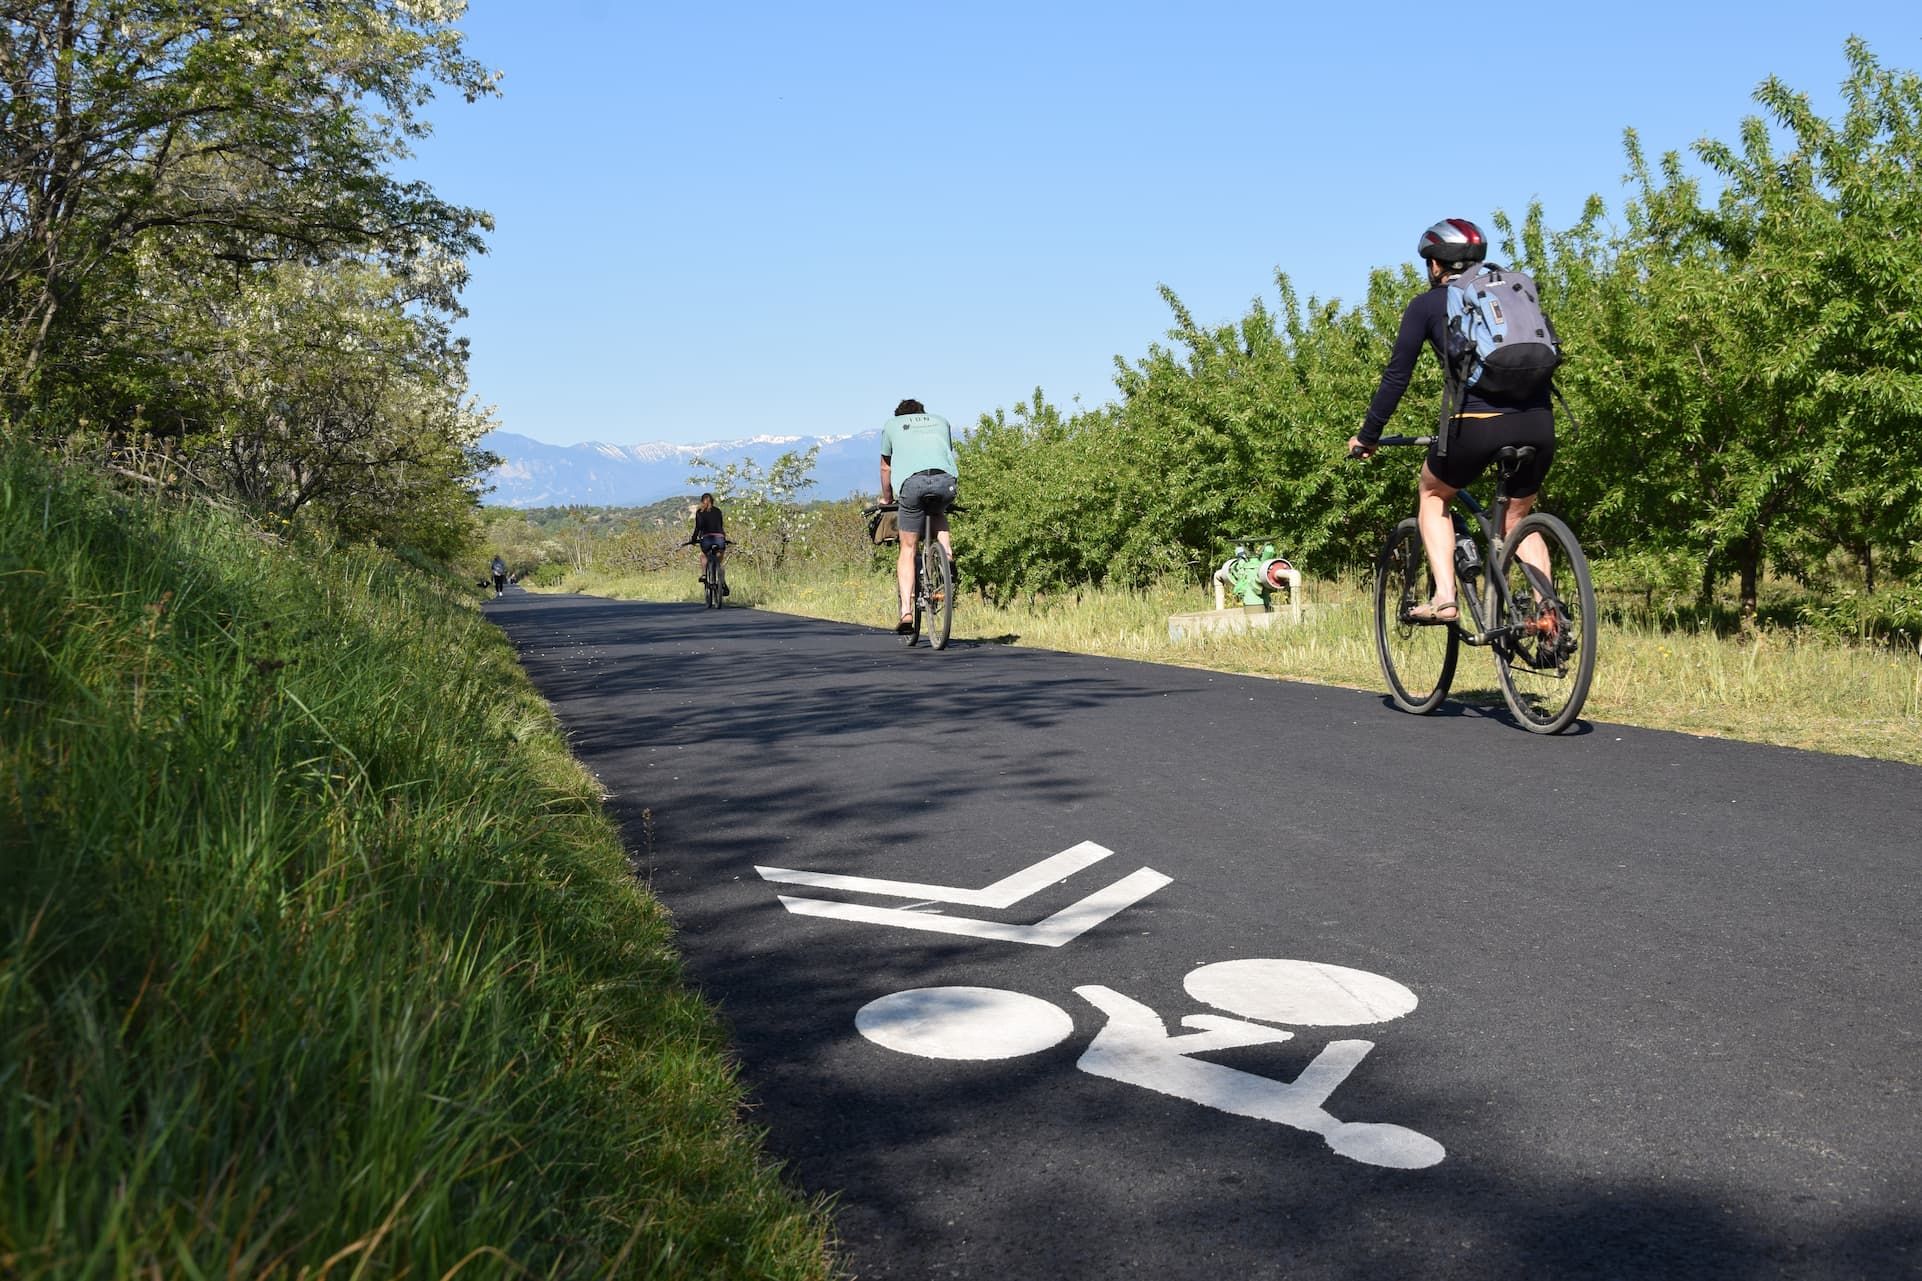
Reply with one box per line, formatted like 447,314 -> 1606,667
1427,407 -> 1555,496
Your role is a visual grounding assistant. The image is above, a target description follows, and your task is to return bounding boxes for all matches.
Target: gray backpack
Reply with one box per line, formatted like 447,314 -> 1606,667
1439,265 -> 1561,453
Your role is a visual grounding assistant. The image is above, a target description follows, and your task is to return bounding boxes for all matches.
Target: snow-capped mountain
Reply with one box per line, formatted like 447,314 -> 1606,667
479,429 -> 887,508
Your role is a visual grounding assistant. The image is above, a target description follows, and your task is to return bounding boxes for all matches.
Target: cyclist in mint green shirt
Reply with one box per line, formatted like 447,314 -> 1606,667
880,398 -> 958,633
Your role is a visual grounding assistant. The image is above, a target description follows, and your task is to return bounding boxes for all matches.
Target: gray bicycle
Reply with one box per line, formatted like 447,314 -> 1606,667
1361,435 -> 1597,733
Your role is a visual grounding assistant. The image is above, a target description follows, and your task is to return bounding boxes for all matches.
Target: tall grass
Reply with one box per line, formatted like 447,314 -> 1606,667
554,554 -> 1922,766
0,443 -> 834,1278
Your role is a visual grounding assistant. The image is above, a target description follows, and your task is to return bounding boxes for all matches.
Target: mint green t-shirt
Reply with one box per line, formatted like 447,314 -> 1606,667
881,413 -> 958,482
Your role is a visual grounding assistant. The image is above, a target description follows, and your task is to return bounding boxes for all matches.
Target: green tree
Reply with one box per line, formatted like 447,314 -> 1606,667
137,257 -> 495,547
0,0 -> 495,402
1567,40 -> 1922,617
688,445 -> 819,566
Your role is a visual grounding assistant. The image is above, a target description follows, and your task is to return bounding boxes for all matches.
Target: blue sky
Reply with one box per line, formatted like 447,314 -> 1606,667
408,2 -> 1922,447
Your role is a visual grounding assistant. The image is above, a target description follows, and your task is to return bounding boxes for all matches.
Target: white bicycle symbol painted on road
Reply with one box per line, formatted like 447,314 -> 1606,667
855,958 -> 1445,1170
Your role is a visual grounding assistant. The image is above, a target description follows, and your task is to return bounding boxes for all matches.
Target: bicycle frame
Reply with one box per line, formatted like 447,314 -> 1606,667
1361,433 -> 1596,732
1369,435 -> 1533,653
1447,487 -> 1522,651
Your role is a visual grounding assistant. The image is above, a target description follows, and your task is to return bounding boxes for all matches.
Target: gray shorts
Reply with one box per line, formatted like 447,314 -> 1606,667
897,470 -> 957,536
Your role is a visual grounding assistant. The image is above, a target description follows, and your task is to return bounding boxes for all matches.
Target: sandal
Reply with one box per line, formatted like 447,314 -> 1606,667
895,614 -> 915,634
1407,599 -> 1459,624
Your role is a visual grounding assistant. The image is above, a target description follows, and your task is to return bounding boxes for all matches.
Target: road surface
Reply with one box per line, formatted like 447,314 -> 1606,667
487,589 -> 1922,1279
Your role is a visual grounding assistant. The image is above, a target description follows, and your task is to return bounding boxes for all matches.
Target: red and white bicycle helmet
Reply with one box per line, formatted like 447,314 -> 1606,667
1417,217 -> 1488,264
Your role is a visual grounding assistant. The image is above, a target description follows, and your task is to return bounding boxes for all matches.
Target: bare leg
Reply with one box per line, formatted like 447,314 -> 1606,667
1502,492 -> 1551,581
929,510 -> 952,560
896,531 -> 918,619
1417,464 -> 1460,611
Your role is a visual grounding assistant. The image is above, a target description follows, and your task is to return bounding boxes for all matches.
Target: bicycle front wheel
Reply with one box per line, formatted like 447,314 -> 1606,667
1493,512 -> 1596,734
924,541 -> 954,650
1373,518 -> 1458,714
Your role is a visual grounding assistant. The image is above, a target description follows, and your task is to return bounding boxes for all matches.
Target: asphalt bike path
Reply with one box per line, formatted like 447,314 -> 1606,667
484,587 -> 1921,1280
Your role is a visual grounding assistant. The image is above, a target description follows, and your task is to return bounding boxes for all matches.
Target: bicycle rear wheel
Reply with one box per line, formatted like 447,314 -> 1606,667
1492,512 -> 1596,733
1373,518 -> 1458,714
924,541 -> 954,650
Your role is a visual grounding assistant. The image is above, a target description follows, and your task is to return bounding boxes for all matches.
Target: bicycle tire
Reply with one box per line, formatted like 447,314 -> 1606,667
926,541 -> 954,650
1492,512 -> 1596,733
704,550 -> 721,608
1373,517 -> 1458,714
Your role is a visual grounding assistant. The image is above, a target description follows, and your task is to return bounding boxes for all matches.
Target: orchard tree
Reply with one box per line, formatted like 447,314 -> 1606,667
959,389 -> 1119,600
1568,39 -> 1922,616
1742,40 -> 1922,590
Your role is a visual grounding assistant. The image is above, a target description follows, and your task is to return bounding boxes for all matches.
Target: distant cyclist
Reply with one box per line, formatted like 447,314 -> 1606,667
691,492 -> 728,595
490,555 -> 508,597
879,398 -> 958,634
1347,217 -> 1556,623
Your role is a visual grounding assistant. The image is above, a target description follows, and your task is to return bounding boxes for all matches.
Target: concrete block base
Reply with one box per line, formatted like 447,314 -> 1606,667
1167,603 -> 1319,641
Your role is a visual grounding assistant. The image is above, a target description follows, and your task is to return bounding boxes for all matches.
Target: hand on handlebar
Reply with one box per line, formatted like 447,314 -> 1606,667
1348,433 -> 1431,458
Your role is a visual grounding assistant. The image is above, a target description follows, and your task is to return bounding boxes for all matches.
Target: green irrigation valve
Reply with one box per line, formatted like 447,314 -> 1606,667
1218,541 -> 1294,607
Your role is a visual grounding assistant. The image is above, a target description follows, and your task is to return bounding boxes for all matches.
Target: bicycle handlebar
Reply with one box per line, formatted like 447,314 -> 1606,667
1349,434 -> 1435,459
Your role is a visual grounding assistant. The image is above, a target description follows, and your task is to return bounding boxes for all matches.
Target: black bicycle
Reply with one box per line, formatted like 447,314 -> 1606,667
866,502 -> 960,649
691,535 -> 731,609
1360,435 -> 1596,733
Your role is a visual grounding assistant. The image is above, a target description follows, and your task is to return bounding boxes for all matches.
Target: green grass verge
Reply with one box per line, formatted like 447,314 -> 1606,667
0,443 -> 835,1278
550,556 -> 1922,767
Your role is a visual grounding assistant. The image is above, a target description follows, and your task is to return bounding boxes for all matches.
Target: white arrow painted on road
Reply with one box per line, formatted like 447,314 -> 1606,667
772,866 -> 1173,948
755,839 -> 1115,907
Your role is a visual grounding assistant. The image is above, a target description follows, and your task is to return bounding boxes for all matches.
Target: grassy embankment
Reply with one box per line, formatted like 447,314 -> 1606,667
550,557 -> 1922,767
0,443 -> 835,1278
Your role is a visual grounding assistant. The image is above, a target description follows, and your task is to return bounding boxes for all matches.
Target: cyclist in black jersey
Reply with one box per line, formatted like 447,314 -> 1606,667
691,492 -> 728,593
1347,218 -> 1555,623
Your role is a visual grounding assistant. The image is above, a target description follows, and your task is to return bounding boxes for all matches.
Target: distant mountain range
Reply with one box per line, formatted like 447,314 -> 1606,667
478,429 -> 887,508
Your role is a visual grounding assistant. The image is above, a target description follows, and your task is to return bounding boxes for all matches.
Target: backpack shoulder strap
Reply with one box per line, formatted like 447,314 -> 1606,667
1436,378 -> 1462,457
1551,381 -> 1581,439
